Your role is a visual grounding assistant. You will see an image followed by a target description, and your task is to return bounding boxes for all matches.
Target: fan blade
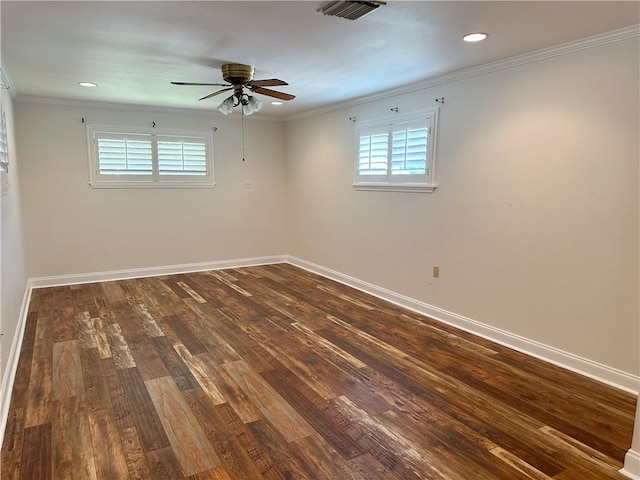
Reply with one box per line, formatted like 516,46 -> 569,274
248,78 -> 288,87
250,87 -> 296,101
172,81 -> 230,86
198,87 -> 233,101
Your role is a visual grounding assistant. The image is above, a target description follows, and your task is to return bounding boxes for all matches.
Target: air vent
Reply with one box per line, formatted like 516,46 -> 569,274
317,1 -> 386,20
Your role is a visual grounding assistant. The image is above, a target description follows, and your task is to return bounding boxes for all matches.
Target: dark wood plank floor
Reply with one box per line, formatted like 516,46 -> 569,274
2,263 -> 636,479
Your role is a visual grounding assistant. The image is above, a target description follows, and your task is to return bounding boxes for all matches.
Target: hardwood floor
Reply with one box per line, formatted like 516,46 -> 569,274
1,263 -> 636,479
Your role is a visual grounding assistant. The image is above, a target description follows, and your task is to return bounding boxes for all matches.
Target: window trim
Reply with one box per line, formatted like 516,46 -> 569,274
86,124 -> 215,189
353,109 -> 439,193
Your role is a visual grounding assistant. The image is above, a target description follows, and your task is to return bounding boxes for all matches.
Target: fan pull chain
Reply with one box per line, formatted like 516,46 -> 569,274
241,109 -> 246,162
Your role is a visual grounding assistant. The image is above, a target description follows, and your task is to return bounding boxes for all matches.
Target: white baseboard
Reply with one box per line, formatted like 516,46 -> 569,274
286,256 -> 640,395
621,448 -> 640,479
0,282 -> 33,448
29,255 -> 288,288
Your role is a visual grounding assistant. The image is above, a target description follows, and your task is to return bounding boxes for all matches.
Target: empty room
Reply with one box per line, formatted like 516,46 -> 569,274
1,1 -> 639,479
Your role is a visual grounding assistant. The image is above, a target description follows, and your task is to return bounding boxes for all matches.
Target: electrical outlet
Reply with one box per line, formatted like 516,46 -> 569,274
433,265 -> 440,278
243,181 -> 252,188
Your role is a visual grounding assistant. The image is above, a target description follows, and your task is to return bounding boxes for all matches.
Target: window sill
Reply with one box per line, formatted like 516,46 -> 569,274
89,181 -> 215,189
352,183 -> 437,193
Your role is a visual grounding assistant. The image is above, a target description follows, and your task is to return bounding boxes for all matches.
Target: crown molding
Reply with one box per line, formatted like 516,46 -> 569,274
286,24 -> 640,122
1,62 -> 17,100
12,95 -> 285,122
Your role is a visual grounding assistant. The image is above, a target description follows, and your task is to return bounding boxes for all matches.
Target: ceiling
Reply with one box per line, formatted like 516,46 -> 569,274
2,1 -> 639,118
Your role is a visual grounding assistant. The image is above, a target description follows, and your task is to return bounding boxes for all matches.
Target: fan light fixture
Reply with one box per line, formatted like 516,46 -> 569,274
217,93 -> 263,116
172,63 -> 294,116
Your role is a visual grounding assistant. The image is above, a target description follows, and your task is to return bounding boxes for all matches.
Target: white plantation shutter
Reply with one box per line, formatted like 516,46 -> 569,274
354,110 -> 438,192
358,125 -> 388,176
157,137 -> 207,176
96,135 -> 153,175
0,110 -> 8,195
0,110 -> 8,173
87,126 -> 213,188
391,121 -> 428,175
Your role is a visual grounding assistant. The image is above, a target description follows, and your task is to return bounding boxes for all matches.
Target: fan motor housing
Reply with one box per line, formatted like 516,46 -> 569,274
222,64 -> 254,85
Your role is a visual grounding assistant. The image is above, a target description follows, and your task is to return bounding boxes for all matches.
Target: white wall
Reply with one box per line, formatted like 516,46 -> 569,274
285,38 -> 639,376
15,104 -> 288,277
1,85 -> 29,383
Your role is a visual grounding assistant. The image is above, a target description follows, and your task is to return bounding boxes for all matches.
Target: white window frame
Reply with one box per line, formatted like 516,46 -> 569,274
86,125 -> 214,189
353,109 -> 438,193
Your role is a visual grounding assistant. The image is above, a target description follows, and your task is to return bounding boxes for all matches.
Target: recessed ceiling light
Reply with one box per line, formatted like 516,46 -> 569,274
271,101 -> 284,106
463,32 -> 488,42
79,82 -> 98,87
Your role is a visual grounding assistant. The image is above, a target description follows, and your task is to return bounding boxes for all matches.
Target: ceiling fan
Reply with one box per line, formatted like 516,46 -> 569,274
172,63 -> 295,115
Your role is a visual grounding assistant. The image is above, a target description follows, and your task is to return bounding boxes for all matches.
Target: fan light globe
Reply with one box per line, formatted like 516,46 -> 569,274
217,96 -> 235,115
243,96 -> 262,116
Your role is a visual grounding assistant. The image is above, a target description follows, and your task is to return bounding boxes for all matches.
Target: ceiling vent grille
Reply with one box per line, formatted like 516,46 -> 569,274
317,1 -> 386,20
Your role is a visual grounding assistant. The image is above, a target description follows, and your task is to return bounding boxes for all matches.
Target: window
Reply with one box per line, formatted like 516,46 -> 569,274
0,110 -> 8,195
87,125 -> 214,188
354,109 -> 438,192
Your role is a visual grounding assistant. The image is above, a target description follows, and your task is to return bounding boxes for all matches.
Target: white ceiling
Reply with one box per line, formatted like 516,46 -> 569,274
2,1 -> 639,117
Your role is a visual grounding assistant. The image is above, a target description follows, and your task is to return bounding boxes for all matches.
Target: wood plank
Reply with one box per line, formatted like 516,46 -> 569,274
247,418 -> 323,480
183,389 -> 284,479
79,347 -> 113,413
164,314 -> 208,355
33,306 -> 53,359
21,311 -> 39,353
260,363 -> 367,460
24,357 -> 53,428
92,316 -> 113,359
152,335 -> 199,391
145,447 -> 185,479
120,426 -> 153,480
213,403 -> 288,480
196,356 -> 262,424
118,367 -> 171,452
19,423 -> 51,480
174,343 -> 227,405
1,407 -> 26,480
223,360 -> 314,443
177,281 -> 208,303
127,333 -> 171,381
75,311 -> 98,350
146,376 -> 221,476
105,322 -> 137,369
132,303 -> 166,338
88,409 -> 130,479
51,396 -> 98,480
52,340 -> 84,400
102,357 -> 134,431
